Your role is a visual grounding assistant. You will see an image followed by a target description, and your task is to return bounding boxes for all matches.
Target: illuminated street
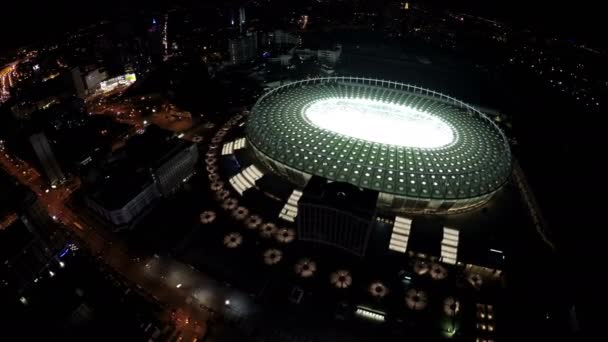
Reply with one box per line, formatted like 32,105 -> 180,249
0,138 -> 260,340
0,66 -> 234,339
86,88 -> 196,137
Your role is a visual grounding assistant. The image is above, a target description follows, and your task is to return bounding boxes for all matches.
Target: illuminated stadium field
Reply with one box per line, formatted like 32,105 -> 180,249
246,77 -> 511,213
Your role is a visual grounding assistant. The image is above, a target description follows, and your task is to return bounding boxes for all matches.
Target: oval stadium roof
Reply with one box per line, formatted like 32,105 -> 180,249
246,77 -> 511,201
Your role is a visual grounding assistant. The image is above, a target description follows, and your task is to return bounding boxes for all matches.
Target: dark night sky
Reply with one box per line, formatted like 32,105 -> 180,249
1,0 -> 604,52
1,0 -> 165,52
448,0 -> 604,42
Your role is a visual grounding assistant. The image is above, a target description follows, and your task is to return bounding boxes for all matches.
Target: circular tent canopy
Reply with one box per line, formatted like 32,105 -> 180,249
247,77 -> 511,213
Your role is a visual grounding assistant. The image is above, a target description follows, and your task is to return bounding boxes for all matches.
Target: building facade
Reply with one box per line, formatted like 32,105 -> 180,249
85,181 -> 160,227
228,33 -> 258,65
1,170 -> 68,298
85,128 -> 199,228
296,178 -> 377,256
29,132 -> 66,187
152,143 -> 199,196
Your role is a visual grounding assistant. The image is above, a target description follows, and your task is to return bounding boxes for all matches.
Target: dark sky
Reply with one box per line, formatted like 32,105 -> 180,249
0,0 -> 604,52
1,0 -> 165,52
447,0 -> 604,42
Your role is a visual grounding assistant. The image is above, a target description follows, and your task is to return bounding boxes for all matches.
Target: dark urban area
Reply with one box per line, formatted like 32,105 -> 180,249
0,1 -> 602,341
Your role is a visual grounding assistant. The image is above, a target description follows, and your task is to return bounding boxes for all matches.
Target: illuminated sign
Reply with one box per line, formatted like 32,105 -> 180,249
99,73 -> 137,91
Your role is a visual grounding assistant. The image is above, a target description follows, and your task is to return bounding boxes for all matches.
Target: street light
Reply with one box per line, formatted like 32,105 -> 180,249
224,299 -> 231,306
176,283 -> 182,289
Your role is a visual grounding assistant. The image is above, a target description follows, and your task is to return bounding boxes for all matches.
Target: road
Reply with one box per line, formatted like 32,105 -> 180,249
0,62 -> 18,103
1,136 -> 259,340
1,70 -> 262,336
512,158 -> 555,251
86,90 -> 195,138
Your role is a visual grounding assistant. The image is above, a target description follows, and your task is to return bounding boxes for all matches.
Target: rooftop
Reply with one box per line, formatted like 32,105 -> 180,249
247,77 -> 511,200
87,125 -> 191,209
0,219 -> 33,262
88,167 -> 153,210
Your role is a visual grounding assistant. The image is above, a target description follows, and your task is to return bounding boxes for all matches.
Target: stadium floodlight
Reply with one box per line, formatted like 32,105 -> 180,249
304,98 -> 455,148
246,77 -> 512,213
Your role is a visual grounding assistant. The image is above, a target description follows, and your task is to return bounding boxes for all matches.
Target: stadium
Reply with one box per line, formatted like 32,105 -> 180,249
246,77 -> 511,214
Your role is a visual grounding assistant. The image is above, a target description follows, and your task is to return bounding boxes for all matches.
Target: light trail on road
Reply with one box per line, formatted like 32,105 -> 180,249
0,144 -> 213,340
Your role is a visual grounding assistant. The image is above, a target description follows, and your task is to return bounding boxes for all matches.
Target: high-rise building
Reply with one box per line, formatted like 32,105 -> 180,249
83,68 -> 108,90
85,175 -> 160,227
70,67 -> 86,98
29,132 -> 66,187
152,143 -> 199,196
0,64 -> 17,103
317,44 -> 343,65
69,67 -> 108,98
272,30 -> 300,46
85,126 -> 198,228
0,220 -> 63,298
293,45 -> 343,66
239,7 -> 246,34
0,170 -> 67,298
228,33 -> 258,65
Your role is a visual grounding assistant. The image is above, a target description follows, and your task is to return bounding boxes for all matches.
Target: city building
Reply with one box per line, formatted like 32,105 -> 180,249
9,75 -> 69,119
297,177 -> 378,256
10,96 -> 59,120
85,126 -> 198,228
152,142 -> 199,196
83,68 -> 109,90
294,44 -> 343,66
29,132 -> 66,187
0,170 -> 67,298
228,33 -> 258,65
70,67 -> 86,98
239,7 -> 246,34
317,44 -> 342,65
267,52 -> 293,66
69,67 -> 109,98
0,220 -> 65,297
271,30 -> 300,46
98,73 -> 137,92
0,64 -> 17,103
86,172 -> 160,227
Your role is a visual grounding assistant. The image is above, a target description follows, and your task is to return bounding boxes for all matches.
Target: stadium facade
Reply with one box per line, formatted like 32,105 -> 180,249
246,77 -> 511,214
